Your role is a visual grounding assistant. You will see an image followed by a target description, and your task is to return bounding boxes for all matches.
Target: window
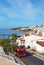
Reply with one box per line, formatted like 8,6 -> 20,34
21,41 -> 25,44
21,41 -> 22,44
23,41 -> 25,44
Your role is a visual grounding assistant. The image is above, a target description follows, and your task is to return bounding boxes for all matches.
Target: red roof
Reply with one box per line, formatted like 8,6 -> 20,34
37,41 -> 44,47
38,33 -> 42,36
25,33 -> 29,36
20,38 -> 25,41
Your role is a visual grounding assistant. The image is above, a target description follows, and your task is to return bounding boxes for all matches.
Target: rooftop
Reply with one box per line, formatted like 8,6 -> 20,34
20,37 -> 25,41
37,40 -> 44,47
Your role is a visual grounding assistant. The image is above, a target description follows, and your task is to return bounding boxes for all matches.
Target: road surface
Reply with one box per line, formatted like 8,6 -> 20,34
19,51 -> 44,65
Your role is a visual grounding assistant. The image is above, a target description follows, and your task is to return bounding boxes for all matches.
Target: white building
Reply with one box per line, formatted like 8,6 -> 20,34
16,33 -> 44,54
35,40 -> 44,54
16,34 -> 44,47
42,32 -> 44,36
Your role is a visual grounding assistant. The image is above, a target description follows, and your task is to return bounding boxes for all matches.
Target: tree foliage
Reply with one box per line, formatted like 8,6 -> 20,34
12,34 -> 18,42
0,38 -> 17,54
0,34 -> 18,54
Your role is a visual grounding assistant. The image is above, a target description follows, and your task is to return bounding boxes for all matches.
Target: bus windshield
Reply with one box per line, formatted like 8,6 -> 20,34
19,45 -> 25,48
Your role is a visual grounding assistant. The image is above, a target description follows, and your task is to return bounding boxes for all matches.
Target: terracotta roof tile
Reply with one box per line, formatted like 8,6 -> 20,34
37,41 -> 44,47
20,38 -> 25,41
25,33 -> 29,36
38,34 -> 42,36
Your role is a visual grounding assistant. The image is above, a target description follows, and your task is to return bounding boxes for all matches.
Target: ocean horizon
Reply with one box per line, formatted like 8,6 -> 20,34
0,29 -> 24,38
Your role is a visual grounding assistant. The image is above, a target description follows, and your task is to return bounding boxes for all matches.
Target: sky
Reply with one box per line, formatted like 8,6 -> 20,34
0,0 -> 44,28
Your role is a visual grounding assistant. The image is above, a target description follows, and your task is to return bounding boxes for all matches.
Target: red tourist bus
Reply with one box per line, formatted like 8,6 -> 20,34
15,45 -> 26,57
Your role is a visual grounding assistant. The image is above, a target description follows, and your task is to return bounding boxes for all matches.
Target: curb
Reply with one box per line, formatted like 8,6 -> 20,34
33,53 -> 44,61
10,53 -> 25,65
14,56 -> 25,65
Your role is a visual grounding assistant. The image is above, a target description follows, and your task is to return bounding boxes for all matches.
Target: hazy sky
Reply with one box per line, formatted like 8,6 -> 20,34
0,0 -> 44,28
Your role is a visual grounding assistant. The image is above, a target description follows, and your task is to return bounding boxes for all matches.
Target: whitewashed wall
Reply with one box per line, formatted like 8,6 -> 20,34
36,43 -> 44,54
42,32 -> 44,36
16,35 -> 44,54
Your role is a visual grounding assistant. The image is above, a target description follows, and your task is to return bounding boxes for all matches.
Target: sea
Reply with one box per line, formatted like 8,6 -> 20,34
0,29 -> 24,38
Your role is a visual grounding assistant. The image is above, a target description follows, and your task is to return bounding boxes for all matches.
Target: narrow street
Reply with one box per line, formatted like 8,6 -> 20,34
19,51 -> 44,65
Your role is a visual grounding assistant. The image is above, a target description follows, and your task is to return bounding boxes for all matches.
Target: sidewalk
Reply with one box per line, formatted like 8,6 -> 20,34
26,49 -> 44,61
10,53 -> 25,65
